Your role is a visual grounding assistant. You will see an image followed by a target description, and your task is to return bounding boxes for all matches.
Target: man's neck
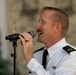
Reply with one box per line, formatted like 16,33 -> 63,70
45,37 -> 64,48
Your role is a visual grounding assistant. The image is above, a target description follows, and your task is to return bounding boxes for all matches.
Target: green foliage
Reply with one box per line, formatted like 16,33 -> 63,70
0,60 -> 11,75
0,59 -> 21,75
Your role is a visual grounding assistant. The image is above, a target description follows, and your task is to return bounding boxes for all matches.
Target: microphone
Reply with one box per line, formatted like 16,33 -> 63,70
5,31 -> 35,41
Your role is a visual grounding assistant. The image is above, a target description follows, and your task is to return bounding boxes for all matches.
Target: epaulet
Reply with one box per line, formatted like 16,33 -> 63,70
63,45 -> 76,54
34,47 -> 44,53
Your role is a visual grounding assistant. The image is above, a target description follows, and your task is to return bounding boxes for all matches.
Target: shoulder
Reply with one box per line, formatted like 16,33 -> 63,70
63,45 -> 76,54
62,45 -> 76,64
34,47 -> 44,53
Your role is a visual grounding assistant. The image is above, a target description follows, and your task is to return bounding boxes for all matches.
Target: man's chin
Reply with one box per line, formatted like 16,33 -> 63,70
37,39 -> 44,44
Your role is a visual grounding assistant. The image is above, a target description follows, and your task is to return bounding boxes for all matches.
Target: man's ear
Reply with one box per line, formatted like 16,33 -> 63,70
54,23 -> 62,33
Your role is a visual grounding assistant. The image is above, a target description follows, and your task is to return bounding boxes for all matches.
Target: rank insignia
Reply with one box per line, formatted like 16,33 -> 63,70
63,45 -> 76,54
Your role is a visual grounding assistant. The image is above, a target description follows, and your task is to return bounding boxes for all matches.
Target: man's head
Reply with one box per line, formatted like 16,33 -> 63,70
41,7 -> 69,33
36,6 -> 69,47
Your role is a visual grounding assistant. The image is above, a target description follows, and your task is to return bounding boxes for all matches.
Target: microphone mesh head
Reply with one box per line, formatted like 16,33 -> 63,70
28,30 -> 36,38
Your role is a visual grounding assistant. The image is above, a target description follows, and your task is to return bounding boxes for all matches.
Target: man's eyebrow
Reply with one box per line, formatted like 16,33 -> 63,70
38,19 -> 45,22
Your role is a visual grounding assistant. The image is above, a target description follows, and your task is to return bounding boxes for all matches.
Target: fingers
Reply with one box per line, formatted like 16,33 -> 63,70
19,32 -> 32,45
19,35 -> 25,46
20,32 -> 32,39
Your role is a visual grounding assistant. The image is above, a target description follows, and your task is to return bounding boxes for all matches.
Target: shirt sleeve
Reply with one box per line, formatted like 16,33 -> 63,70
27,58 -> 52,75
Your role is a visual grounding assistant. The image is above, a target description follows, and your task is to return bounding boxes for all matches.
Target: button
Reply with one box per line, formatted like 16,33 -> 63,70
52,66 -> 56,69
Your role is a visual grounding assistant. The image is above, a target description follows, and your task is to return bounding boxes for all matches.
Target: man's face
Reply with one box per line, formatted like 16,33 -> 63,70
36,10 -> 56,44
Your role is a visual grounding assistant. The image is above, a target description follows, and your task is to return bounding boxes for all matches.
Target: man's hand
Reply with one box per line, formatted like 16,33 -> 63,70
19,32 -> 34,62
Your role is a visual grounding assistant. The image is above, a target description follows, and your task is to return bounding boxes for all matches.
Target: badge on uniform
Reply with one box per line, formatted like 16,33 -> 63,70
63,45 -> 76,54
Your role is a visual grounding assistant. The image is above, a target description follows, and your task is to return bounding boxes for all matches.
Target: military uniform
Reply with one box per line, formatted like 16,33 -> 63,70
27,38 -> 76,75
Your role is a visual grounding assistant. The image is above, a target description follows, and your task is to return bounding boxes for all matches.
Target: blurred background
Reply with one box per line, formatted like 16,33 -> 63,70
0,0 -> 76,75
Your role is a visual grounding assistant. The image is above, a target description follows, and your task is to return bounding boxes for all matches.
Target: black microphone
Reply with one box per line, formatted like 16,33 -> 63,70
5,31 -> 35,41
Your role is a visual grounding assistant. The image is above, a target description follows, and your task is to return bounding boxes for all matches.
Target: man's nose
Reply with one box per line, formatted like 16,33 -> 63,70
36,23 -> 41,29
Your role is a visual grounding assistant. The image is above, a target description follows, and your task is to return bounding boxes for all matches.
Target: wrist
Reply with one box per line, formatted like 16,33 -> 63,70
26,56 -> 34,63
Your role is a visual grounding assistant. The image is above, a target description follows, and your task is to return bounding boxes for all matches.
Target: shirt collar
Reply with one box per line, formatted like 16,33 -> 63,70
46,38 -> 68,58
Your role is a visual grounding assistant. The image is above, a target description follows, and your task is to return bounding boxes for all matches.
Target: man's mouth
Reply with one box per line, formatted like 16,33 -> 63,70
39,32 -> 43,35
36,30 -> 43,36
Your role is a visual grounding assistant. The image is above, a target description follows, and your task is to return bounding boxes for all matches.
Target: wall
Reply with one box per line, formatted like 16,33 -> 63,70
6,0 -> 76,75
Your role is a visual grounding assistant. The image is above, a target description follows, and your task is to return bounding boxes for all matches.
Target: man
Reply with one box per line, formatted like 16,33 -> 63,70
19,7 -> 76,75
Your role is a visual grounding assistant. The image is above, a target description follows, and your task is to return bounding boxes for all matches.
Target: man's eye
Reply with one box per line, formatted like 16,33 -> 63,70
42,21 -> 46,24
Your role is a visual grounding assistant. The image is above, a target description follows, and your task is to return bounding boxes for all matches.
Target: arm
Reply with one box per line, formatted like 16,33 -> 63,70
27,58 -> 52,75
